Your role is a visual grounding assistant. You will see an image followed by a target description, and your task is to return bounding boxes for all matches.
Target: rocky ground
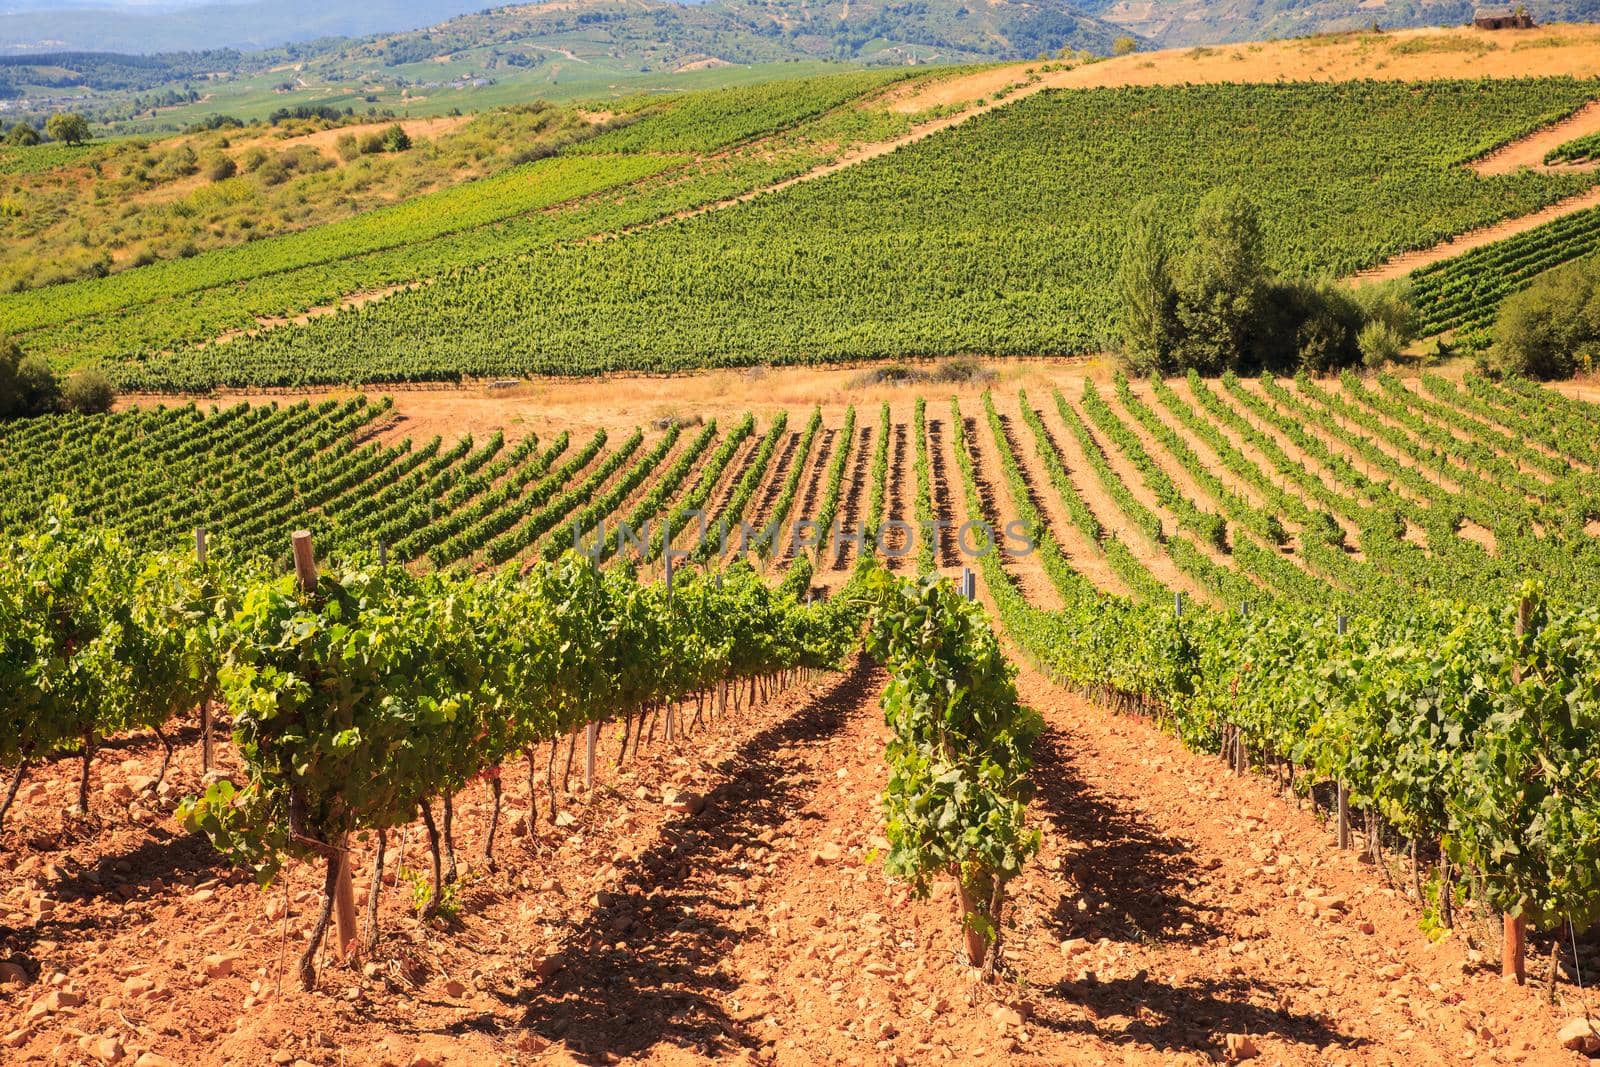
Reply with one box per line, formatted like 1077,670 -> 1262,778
0,650 -> 1596,1065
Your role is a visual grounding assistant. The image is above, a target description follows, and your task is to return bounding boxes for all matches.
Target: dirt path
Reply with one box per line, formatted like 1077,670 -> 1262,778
0,604 -> 1589,1064
1165,376 -> 1364,552
989,392 -> 1132,598
1035,387 -> 1208,602
1474,99 -> 1600,175
1353,186 -> 1600,284
996,654 -> 1581,1066
827,422 -> 873,574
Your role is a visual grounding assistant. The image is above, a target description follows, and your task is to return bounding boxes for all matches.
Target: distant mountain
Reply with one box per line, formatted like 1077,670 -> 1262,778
0,0 -> 493,53
1087,0 -> 1600,45
311,0 -> 1137,72
6,0 -> 1598,67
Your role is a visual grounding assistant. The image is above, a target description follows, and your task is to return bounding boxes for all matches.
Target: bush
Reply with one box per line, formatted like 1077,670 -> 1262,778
6,122 -> 39,146
1489,259 -> 1600,379
358,131 -> 385,155
335,133 -> 359,162
1113,35 -> 1139,56
381,123 -> 412,152
240,146 -> 269,172
152,145 -> 198,181
203,154 -> 237,182
61,370 -> 115,414
0,338 -> 63,419
1357,320 -> 1407,369
0,336 -> 112,418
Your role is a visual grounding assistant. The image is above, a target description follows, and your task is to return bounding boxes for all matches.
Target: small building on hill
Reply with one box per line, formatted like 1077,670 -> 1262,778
1474,6 -> 1535,29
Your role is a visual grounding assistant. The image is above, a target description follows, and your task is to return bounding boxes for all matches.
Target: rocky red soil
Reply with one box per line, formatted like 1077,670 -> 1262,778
0,633 -> 1594,1065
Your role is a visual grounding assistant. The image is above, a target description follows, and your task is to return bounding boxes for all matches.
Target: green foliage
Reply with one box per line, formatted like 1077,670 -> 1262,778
61,369 -> 115,414
45,112 -> 91,146
1410,206 -> 1600,344
572,71 -> 913,155
203,153 -> 237,182
1170,187 -> 1270,373
7,123 -> 39,147
14,78 -> 1593,388
1544,129 -> 1600,164
1488,257 -> 1600,379
379,123 -> 411,153
0,340 -> 63,418
864,570 -> 1041,968
1115,197 -> 1177,374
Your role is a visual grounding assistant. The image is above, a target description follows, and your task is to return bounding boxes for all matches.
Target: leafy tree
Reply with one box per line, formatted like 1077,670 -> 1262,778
44,111 -> 90,146
1112,35 -> 1139,56
0,337 -> 67,418
1171,186 -> 1270,374
6,122 -> 38,146
381,123 -> 412,152
17,354 -> 61,415
1263,278 -> 1363,373
1115,198 -> 1178,374
1490,258 -> 1600,379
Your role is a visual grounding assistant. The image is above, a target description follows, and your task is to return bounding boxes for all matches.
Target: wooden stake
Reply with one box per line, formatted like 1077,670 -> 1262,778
292,530 -> 318,593
1336,783 -> 1350,849
1504,912 -> 1526,984
291,531 -> 357,957
1504,596 -> 1531,984
584,722 -> 598,790
196,528 -> 213,774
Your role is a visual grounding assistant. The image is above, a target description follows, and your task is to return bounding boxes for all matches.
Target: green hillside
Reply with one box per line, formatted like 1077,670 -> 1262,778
59,77 -> 1598,390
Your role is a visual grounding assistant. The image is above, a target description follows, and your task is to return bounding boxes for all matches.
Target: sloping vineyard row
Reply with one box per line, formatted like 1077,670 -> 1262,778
952,387 -> 1600,968
110,80 -> 1600,390
14,73 -> 931,373
1408,204 -> 1600,345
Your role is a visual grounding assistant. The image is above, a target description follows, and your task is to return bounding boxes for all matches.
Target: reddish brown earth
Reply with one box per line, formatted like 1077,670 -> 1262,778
0,639 -> 1592,1065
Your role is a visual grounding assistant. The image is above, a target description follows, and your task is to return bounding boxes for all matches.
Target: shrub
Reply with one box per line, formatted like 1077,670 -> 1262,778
152,145 -> 198,181
0,338 -> 63,418
61,370 -> 116,414
1357,319 -> 1407,369
6,122 -> 39,146
335,133 -> 359,162
1113,36 -> 1139,56
381,123 -> 412,152
204,154 -> 237,182
1490,259 -> 1600,379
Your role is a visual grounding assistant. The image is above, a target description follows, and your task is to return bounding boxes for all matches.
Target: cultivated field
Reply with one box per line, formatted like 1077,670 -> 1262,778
11,20 -> 1600,1067
6,363 -> 1600,1063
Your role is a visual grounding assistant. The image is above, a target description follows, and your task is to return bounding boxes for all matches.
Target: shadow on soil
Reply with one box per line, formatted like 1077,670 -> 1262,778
511,656 -> 880,1064
1028,724 -> 1364,1057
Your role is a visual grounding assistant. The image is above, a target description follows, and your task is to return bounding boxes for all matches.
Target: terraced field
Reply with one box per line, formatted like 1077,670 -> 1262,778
8,366 -> 1600,1064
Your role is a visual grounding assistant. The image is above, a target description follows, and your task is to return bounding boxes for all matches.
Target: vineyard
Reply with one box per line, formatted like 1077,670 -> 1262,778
5,77 -> 1598,387
7,367 -> 1600,1062
0,71 -> 926,373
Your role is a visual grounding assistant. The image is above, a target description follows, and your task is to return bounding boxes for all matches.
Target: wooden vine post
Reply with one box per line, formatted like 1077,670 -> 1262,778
1334,615 -> 1350,850
663,548 -> 676,742
195,527 -> 213,774
292,531 -> 360,959
1503,595 -> 1531,985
